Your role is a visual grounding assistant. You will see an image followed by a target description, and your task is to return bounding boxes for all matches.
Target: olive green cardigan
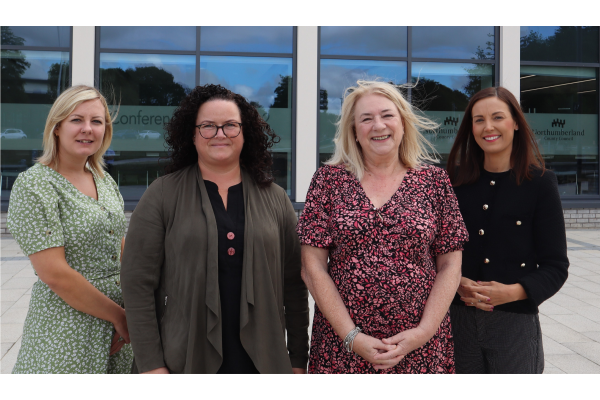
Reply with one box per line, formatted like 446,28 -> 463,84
121,164 -> 309,373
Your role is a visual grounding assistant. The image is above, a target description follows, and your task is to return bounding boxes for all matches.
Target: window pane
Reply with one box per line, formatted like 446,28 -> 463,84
98,53 -> 195,199
521,66 -> 598,195
320,27 -> 407,57
200,56 -> 293,194
1,26 -> 71,48
411,62 -> 495,164
319,59 -> 407,163
100,27 -> 196,51
412,27 -> 495,60
520,26 -> 599,63
1,50 -> 70,201
200,27 -> 293,53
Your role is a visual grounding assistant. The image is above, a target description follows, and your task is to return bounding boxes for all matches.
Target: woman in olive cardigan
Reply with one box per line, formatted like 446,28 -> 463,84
121,84 -> 309,374
446,87 -> 569,373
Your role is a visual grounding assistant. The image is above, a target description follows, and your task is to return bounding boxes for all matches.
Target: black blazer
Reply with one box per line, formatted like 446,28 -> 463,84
452,168 -> 569,314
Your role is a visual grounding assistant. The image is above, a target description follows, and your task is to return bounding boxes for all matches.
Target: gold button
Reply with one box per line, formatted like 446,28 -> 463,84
45,230 -> 52,235
516,221 -> 522,226
521,263 -> 526,268
111,255 -> 117,261
115,280 -> 120,286
490,180 -> 495,186
483,204 -> 489,210
109,230 -> 114,235
100,206 -> 106,211
479,229 -> 484,236
484,258 -> 490,264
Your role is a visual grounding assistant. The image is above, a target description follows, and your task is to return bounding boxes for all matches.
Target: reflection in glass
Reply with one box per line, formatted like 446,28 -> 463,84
411,62 -> 494,165
412,27 -> 495,59
320,27 -> 407,57
200,27 -> 293,53
521,66 -> 598,195
99,53 -> 195,106
319,59 -> 408,163
520,26 -> 599,63
100,27 -> 196,51
1,26 -> 71,48
200,56 -> 293,194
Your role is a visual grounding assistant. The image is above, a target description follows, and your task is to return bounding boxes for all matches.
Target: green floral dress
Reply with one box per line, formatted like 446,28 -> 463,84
7,163 -> 133,373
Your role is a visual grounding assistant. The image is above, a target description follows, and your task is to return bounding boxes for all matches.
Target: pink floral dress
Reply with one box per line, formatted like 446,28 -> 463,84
296,164 -> 468,373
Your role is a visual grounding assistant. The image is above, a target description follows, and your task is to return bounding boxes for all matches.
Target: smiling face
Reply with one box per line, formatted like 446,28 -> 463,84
471,96 -> 518,162
194,99 -> 244,169
55,99 -> 106,164
354,93 -> 404,163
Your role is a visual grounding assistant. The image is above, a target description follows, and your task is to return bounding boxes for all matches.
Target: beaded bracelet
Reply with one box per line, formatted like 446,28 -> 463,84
343,326 -> 362,353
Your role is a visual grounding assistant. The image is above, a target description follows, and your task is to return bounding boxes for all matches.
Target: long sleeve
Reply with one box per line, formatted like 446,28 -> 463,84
121,178 -> 167,372
518,171 -> 569,307
281,191 -> 310,368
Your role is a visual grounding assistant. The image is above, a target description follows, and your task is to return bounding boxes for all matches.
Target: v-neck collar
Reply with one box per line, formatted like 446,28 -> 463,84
345,166 -> 413,211
39,163 -> 101,203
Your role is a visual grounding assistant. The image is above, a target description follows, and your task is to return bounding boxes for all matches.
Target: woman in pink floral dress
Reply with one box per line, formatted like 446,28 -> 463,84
297,81 -> 468,374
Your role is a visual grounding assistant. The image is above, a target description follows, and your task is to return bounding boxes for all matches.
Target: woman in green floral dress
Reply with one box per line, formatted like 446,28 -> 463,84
7,85 -> 133,373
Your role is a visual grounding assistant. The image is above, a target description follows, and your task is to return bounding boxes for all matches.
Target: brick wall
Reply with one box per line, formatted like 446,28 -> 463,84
2,210 -> 598,235
563,208 -> 600,229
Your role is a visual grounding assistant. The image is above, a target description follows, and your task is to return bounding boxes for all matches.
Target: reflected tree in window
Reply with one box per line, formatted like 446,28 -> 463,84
413,77 -> 470,112
47,62 -> 70,100
100,66 -> 190,106
1,27 -> 30,103
270,74 -> 291,109
521,27 -> 599,63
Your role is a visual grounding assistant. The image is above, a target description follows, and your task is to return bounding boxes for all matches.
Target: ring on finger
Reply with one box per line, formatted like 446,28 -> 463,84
478,299 -> 481,303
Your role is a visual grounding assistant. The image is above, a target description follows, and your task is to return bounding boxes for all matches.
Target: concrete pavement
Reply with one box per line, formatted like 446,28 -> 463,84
2,230 -> 600,373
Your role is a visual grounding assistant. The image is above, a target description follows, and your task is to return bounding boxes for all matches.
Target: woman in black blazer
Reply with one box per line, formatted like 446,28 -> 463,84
446,86 -> 569,374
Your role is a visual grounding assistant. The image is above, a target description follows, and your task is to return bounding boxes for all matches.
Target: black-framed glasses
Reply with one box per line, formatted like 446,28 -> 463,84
195,122 -> 242,139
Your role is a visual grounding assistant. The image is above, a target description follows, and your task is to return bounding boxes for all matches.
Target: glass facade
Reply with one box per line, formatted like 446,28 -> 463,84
98,27 -> 295,203
318,26 -> 497,167
2,26 -> 599,210
1,26 -> 71,204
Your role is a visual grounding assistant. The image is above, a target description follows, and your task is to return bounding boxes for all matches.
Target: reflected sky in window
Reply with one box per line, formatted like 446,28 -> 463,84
320,27 -> 407,57
320,59 -> 407,115
412,62 -> 493,94
99,53 -> 195,89
3,51 -> 69,82
412,27 -> 495,59
200,27 -> 293,53
100,27 -> 196,51
200,56 -> 292,111
1,26 -> 70,48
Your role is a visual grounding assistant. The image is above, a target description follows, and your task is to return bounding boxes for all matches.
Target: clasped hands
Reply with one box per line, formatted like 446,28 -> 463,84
458,277 -> 526,312
352,327 -> 428,371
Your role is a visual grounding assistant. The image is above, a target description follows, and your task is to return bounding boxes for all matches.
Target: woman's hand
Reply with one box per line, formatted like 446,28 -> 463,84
292,367 -> 307,374
458,277 -> 494,311
374,327 -> 428,370
462,281 -> 527,308
109,307 -> 130,355
141,367 -> 170,374
352,333 -> 398,369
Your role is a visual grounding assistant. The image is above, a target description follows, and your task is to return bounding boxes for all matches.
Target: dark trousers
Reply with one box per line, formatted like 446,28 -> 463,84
450,304 -> 544,374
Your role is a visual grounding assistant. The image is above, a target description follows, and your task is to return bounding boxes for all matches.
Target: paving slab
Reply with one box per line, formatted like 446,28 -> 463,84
572,306 -> 600,322
580,297 -> 600,308
545,354 -> 600,374
11,295 -> 31,309
548,314 -> 600,333
582,331 -> 600,342
562,342 -> 600,365
556,287 -> 600,300
12,268 -> 36,279
543,366 -> 566,374
542,335 -> 574,355
541,322 -> 594,343
1,307 -> 28,324
1,338 -> 21,374
539,301 -> 575,315
0,288 -> 28,302
1,323 -> 24,343
1,342 -> 14,359
550,293 -> 594,309
1,302 -> 14,315
1,277 -> 39,290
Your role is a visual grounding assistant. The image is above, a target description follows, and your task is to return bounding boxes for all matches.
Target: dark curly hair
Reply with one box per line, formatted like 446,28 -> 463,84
164,84 -> 279,187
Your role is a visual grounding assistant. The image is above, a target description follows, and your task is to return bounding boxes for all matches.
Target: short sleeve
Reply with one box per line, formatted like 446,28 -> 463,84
7,173 -> 65,256
296,167 -> 334,248
429,168 -> 469,256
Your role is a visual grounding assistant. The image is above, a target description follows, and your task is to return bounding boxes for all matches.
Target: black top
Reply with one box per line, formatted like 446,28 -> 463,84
452,168 -> 569,314
204,180 -> 258,374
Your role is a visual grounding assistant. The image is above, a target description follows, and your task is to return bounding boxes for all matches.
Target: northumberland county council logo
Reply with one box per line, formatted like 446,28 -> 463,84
552,119 -> 566,128
443,116 -> 459,126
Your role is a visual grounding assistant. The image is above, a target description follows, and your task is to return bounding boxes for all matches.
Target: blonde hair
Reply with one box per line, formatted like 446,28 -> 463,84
326,80 -> 439,181
37,85 -> 114,178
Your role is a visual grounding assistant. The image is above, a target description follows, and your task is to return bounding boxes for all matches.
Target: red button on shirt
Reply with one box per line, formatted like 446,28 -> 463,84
227,232 -> 235,240
228,247 -> 235,256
